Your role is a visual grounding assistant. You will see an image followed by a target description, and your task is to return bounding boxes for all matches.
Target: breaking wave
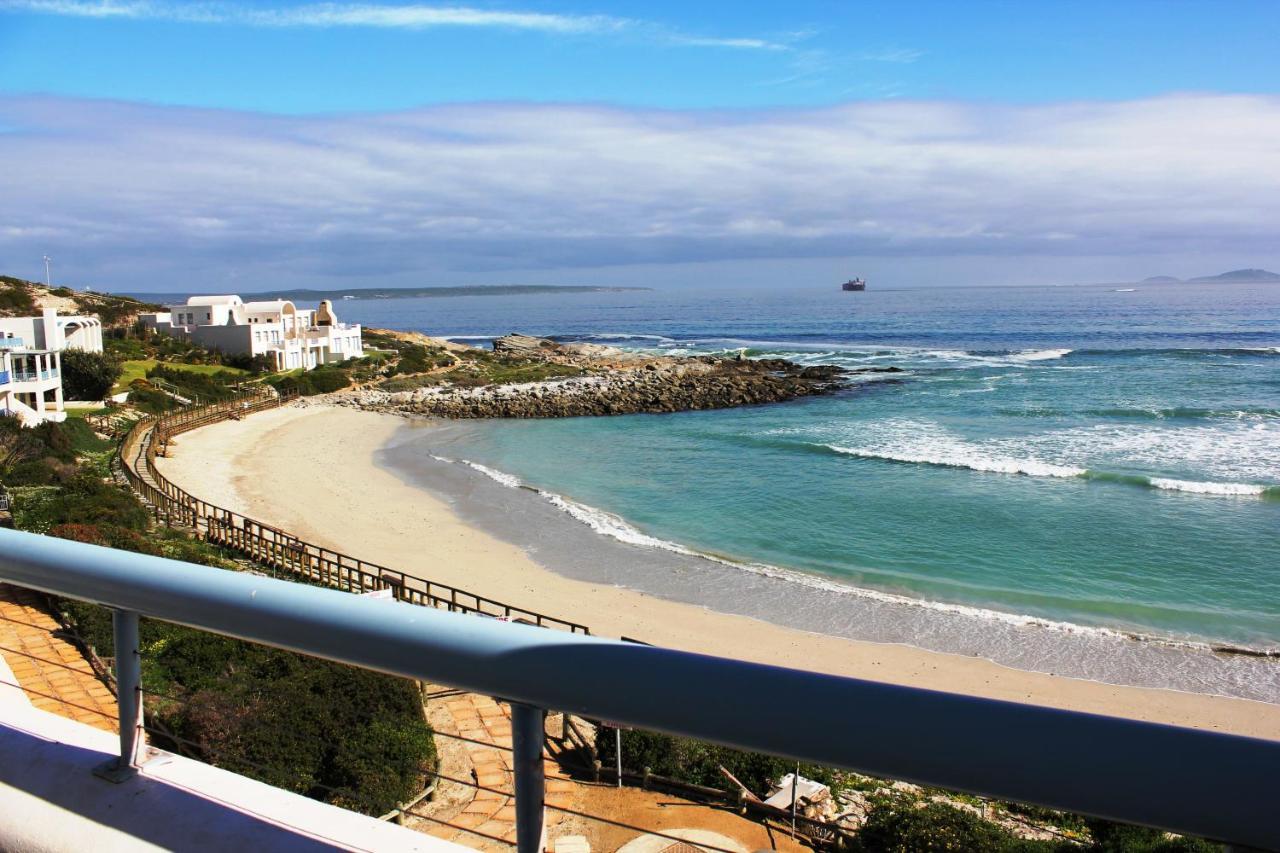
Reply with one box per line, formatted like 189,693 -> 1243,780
825,445 -> 1280,497
426,452 -> 1279,656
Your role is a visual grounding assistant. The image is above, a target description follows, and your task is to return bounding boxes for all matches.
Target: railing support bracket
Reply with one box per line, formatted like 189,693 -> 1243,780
93,608 -> 147,784
511,702 -> 547,853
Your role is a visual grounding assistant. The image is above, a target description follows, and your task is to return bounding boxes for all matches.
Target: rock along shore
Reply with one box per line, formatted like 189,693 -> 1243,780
335,333 -> 877,419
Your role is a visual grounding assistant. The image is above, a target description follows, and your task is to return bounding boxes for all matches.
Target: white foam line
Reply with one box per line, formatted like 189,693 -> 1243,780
461,459 -> 523,488
1148,477 -> 1268,496
427,453 -> 1275,655
829,444 -> 1086,478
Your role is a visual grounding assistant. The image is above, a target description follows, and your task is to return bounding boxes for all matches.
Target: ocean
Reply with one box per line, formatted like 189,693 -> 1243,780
336,282 -> 1280,701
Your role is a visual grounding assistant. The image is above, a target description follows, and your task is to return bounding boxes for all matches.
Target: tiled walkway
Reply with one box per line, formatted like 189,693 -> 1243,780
0,583 -> 118,731
417,689 -> 576,848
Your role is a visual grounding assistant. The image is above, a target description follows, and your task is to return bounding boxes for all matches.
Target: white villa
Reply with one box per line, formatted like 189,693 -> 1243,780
140,296 -> 363,371
0,310 -> 106,427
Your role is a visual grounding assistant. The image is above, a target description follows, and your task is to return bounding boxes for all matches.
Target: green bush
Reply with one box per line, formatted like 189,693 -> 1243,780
147,364 -> 242,401
1086,819 -> 1220,852
0,276 -> 37,314
222,352 -> 278,374
854,799 -> 1069,852
62,600 -> 434,815
61,349 -> 124,400
596,727 -> 836,796
25,474 -> 151,531
271,367 -> 351,396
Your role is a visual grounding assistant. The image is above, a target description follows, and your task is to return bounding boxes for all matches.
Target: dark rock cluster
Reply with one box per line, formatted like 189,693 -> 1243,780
340,334 -> 870,419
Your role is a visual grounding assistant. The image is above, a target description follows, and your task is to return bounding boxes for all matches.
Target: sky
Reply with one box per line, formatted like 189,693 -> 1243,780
1,0 -> 1278,292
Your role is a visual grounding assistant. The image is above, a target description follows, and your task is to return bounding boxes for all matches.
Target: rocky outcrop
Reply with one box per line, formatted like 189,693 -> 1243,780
336,334 -> 879,419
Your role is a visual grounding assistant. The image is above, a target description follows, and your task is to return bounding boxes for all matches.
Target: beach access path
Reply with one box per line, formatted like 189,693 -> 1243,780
152,404 -> 1280,741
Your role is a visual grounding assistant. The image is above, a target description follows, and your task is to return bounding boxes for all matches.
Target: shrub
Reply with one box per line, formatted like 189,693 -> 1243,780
31,475 -> 151,531
596,727 -> 837,796
62,600 -> 435,815
222,352 -> 278,374
1086,819 -> 1221,852
854,799 -> 1068,852
147,364 -> 242,401
0,277 -> 37,314
271,367 -> 351,396
61,349 -> 124,400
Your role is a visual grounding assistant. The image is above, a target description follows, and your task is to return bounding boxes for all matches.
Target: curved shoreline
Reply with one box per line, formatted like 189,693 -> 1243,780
152,403 -> 1280,740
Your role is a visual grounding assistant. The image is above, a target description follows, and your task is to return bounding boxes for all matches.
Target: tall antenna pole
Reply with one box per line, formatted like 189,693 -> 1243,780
42,255 -> 52,287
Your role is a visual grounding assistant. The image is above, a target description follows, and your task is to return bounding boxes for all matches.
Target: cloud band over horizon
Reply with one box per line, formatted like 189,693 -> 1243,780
1,93 -> 1277,288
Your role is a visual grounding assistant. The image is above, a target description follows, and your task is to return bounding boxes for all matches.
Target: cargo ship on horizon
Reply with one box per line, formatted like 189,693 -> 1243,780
842,277 -> 867,291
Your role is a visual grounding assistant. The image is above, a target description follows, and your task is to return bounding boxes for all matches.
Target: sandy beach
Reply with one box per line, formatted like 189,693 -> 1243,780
154,403 -> 1280,740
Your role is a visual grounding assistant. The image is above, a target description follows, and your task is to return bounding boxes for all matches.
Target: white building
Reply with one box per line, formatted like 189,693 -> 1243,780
139,296 -> 363,371
0,310 -> 104,427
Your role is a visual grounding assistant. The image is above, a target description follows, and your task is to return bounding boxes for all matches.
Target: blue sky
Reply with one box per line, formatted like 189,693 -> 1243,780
1,1 -> 1278,291
3,1 -> 1279,111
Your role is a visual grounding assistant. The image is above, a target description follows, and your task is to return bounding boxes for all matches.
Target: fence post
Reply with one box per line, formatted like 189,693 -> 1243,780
511,702 -> 546,853
94,609 -> 145,782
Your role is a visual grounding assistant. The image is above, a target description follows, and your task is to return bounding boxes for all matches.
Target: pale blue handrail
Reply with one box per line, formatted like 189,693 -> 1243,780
0,528 -> 1275,850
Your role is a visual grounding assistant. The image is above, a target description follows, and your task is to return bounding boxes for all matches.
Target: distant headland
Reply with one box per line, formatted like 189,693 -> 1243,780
1140,268 -> 1280,284
123,284 -> 651,302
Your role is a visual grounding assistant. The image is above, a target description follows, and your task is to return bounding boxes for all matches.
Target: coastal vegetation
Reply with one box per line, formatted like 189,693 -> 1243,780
596,728 -> 1221,851
0,274 -> 161,323
60,349 -> 124,401
0,276 -> 38,314
0,411 -> 436,816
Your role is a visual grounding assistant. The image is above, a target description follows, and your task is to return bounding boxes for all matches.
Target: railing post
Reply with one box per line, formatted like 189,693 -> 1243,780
511,702 -> 546,853
94,609 -> 145,782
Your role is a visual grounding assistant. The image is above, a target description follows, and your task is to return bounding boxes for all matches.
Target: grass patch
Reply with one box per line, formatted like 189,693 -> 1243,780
380,357 -> 584,392
114,359 -> 250,394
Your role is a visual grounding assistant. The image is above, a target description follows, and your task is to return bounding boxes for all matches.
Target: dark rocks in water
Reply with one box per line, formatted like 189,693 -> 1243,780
346,333 -> 852,419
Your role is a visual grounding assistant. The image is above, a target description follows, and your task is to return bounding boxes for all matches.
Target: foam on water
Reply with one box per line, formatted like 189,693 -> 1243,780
461,459 -> 523,489
828,443 -> 1086,479
424,451 -> 1279,661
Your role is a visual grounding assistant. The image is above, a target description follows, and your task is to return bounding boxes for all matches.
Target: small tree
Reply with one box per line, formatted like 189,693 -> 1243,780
60,349 -> 123,400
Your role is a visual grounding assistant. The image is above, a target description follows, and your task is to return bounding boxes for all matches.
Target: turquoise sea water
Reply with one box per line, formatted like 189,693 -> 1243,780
342,283 -> 1280,657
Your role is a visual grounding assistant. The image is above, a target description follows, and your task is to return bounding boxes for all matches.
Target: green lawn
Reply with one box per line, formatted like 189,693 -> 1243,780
113,359 -> 248,393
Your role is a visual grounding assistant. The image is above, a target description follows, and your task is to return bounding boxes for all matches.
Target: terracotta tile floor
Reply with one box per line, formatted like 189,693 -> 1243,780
0,583 -> 118,731
418,689 -> 576,848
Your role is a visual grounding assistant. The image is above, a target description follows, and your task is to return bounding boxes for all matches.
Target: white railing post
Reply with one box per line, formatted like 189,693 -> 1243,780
94,609 -> 145,782
511,702 -> 547,853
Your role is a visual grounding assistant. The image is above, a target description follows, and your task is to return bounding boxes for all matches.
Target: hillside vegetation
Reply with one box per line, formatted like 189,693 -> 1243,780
0,412 -> 435,814
0,274 -> 162,325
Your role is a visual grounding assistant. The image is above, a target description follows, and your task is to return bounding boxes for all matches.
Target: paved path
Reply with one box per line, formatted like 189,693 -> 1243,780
0,583 -> 117,730
415,688 -> 576,848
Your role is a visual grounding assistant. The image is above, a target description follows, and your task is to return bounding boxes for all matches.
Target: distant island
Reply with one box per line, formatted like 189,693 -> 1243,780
122,284 -> 651,302
1140,268 -> 1280,284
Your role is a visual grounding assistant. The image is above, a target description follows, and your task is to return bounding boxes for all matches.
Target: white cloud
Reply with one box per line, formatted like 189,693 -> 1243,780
0,0 -> 781,46
855,47 -> 924,64
1,94 -> 1277,288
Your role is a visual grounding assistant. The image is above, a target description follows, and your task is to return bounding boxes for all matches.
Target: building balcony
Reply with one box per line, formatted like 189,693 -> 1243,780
0,339 -> 25,350
11,369 -> 58,384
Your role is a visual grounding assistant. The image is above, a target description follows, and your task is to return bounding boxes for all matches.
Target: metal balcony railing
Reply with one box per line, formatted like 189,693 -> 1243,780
0,528 -> 1276,851
0,338 -> 24,349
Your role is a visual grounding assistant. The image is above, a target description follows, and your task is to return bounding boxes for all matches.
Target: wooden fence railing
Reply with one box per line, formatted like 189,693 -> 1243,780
118,390 -> 591,634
